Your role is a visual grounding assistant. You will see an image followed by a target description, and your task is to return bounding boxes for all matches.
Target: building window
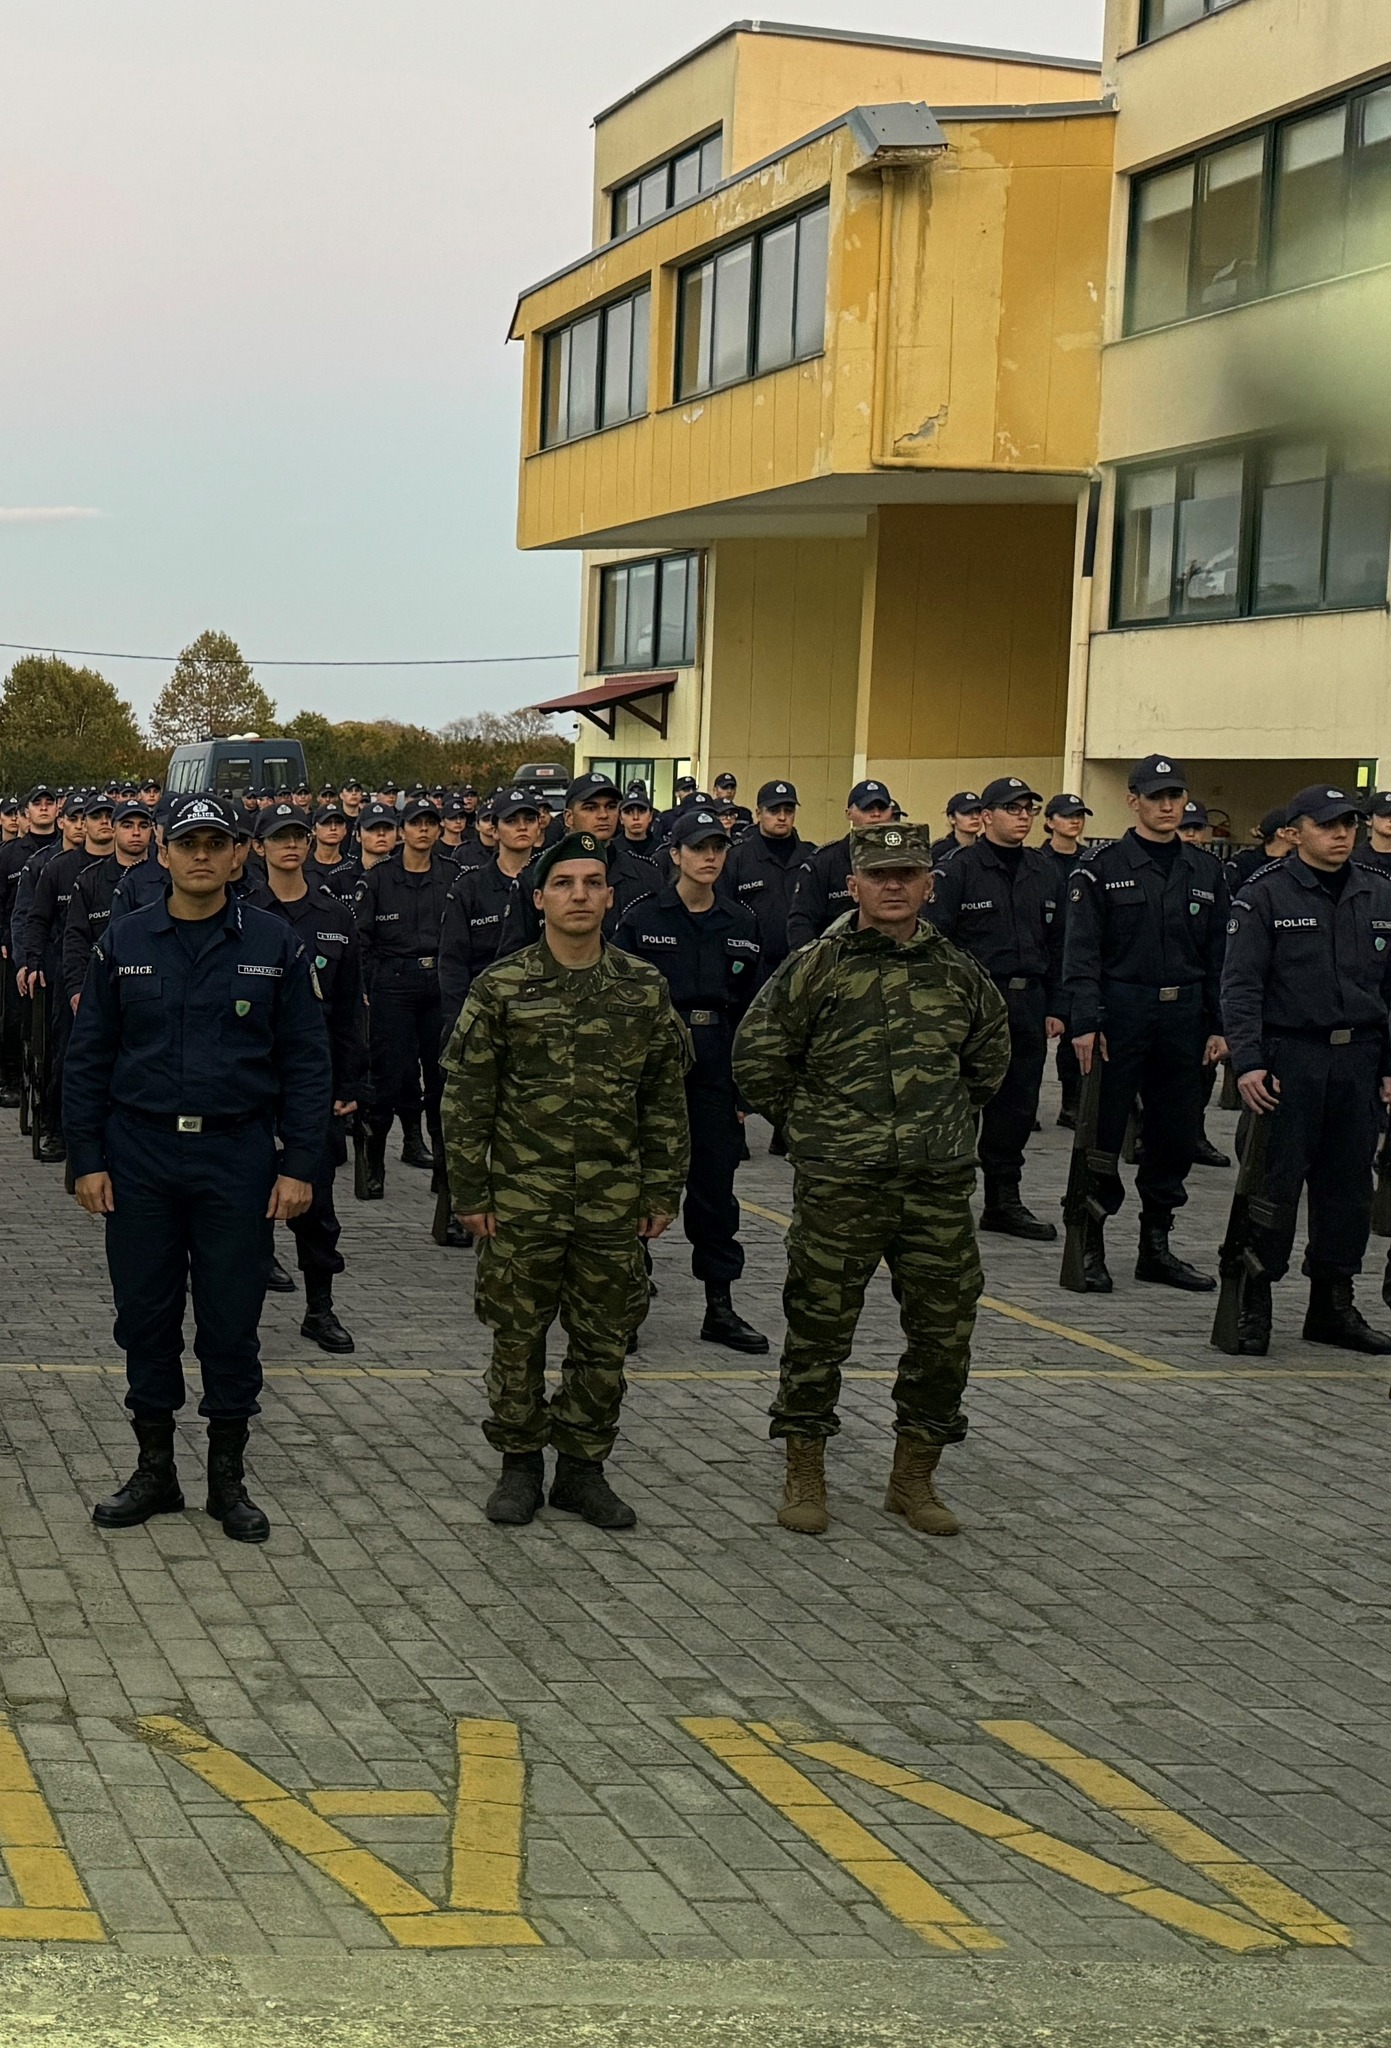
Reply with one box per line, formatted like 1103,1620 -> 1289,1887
1126,75 -> 1391,332
1139,0 -> 1243,44
541,288 -> 650,448
677,202 -> 829,399
597,555 -> 700,671
1113,441 -> 1391,626
611,132 -> 722,238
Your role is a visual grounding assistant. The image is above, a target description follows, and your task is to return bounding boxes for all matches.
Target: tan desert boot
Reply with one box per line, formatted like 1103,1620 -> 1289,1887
884,1437 -> 960,1535
777,1438 -> 828,1534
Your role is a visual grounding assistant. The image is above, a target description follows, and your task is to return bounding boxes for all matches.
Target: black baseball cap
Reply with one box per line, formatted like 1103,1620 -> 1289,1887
1044,793 -> 1092,819
314,802 -> 348,826
166,794 -> 239,841
673,775 -> 698,794
848,778 -> 894,810
1368,791 -> 1391,819
944,790 -> 983,816
1,797 -> 21,815
566,771 -> 620,804
495,789 -> 541,822
358,801 -> 399,829
621,788 -> 653,812
83,794 -> 116,816
668,807 -> 731,850
1180,799 -> 1209,828
26,784 -> 59,804
318,781 -> 337,798
1128,753 -> 1187,798
340,777 -> 364,792
401,796 -> 441,825
1256,805 -> 1288,841
713,772 -> 738,792
1284,784 -> 1368,827
255,801 -> 311,840
62,795 -> 87,819
980,776 -> 1041,808
757,779 -> 798,808
113,801 -> 154,824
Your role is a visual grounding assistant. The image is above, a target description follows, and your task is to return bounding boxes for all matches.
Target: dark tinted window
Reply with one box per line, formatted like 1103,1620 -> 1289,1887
610,131 -> 722,239
676,200 -> 830,399
599,555 -> 700,671
541,288 -> 651,448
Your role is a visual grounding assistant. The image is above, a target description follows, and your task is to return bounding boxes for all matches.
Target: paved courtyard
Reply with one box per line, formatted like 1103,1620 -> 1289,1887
1,1079 -> 1390,2044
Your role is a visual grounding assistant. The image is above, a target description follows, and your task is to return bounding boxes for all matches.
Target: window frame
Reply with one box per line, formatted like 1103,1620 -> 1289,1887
1137,0 -> 1246,48
1109,438 -> 1391,630
595,553 -> 702,674
1125,71 -> 1391,335
540,284 -> 652,451
610,129 -> 723,241
674,197 -> 831,402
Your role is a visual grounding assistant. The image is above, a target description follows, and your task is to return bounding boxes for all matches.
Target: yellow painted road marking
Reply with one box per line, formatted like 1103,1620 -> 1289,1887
681,1718 -> 1002,1952
982,1721 -> 1352,1948
139,1717 -> 542,1948
450,1719 -> 527,1916
0,1718 -> 105,1941
308,1790 -> 446,1817
792,1740 -> 1283,1955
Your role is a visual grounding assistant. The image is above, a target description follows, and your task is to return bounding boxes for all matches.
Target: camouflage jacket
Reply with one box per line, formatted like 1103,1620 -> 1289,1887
732,913 -> 1010,1175
441,937 -> 692,1228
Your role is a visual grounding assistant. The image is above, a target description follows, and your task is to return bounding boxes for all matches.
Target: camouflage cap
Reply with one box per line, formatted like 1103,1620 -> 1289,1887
849,822 -> 932,872
534,829 -> 611,888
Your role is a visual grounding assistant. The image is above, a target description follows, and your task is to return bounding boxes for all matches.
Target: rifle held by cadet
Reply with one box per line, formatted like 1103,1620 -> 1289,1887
1059,1058 -> 1107,1294
1211,1108 -> 1273,1355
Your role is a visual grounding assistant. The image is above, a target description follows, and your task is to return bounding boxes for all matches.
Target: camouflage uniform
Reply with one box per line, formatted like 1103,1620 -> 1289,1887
441,938 -> 690,1461
733,910 -> 1009,1445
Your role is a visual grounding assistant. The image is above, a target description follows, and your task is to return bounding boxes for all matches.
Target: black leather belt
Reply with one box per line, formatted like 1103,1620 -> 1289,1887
686,1009 -> 721,1026
120,1109 -> 265,1135
417,955 -> 437,969
1269,1026 -> 1377,1047
1001,975 -> 1038,992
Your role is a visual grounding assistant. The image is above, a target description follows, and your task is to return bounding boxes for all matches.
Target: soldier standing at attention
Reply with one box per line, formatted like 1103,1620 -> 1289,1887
929,793 -> 986,865
63,794 -> 331,1542
927,775 -> 1063,1241
63,801 -> 158,1008
1222,785 -> 1391,1357
496,771 -> 658,952
718,780 -> 814,976
1062,754 -> 1228,1294
734,824 -> 1009,1538
355,796 -> 451,1195
614,806 -> 766,1353
786,779 -> 896,949
443,831 -> 690,1531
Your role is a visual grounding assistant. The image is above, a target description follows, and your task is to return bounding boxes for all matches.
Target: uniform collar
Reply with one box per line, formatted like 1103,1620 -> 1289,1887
1289,855 -> 1367,894
1123,827 -> 1184,867
829,909 -> 942,952
146,890 -> 244,939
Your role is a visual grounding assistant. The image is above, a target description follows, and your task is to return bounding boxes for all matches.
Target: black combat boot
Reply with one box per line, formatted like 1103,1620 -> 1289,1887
301,1282 -> 354,1354
399,1115 -> 432,1169
485,1451 -> 546,1526
205,1420 -> 271,1543
700,1283 -> 770,1354
981,1179 -> 1057,1243
1233,1275 -> 1272,1357
364,1126 -> 387,1199
266,1254 -> 296,1294
1303,1274 -> 1391,1355
1135,1212 -> 1216,1292
1192,1126 -> 1232,1169
549,1454 -> 637,1529
92,1416 -> 184,1528
1081,1215 -> 1113,1293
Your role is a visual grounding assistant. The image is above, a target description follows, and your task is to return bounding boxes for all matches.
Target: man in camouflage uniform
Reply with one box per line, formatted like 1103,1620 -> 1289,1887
734,823 -> 1010,1537
442,830 -> 691,1530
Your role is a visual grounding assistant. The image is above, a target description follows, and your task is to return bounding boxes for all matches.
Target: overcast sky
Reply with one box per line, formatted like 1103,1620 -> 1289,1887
0,0 -> 1103,728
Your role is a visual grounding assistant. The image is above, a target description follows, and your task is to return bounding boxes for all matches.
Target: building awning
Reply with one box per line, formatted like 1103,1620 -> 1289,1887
531,672 -> 678,740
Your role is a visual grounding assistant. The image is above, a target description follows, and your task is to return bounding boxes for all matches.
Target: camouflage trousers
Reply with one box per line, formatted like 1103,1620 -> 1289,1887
771,1168 -> 981,1446
475,1224 -> 648,1461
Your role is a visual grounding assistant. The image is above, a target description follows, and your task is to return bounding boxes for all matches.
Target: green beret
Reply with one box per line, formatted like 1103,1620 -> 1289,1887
849,822 -> 932,872
533,830 -> 612,889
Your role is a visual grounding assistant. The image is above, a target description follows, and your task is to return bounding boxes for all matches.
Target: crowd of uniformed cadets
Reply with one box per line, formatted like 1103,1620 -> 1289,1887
2,748 -> 1390,1541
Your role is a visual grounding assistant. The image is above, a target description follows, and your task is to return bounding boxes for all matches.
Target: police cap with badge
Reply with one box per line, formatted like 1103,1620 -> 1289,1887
254,802 -> 311,840
668,807 -> 731,851
1128,754 -> 1188,797
1284,784 -> 1368,826
166,793 -> 240,841
495,788 -> 541,821
1044,792 -> 1093,819
980,776 -> 1041,809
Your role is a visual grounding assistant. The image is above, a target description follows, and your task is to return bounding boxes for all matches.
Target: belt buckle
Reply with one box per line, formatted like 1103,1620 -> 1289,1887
1159,985 -> 1180,1003
689,1009 -> 715,1026
419,955 -> 436,969
1008,977 -> 1028,991
176,1115 -> 203,1134
1331,1028 -> 1353,1046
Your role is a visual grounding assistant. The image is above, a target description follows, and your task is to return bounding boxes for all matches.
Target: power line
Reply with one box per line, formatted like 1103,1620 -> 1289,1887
0,640 -> 577,668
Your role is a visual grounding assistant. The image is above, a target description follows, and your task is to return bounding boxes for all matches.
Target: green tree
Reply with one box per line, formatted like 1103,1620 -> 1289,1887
0,655 -> 148,792
278,707 -> 572,796
149,630 -> 276,747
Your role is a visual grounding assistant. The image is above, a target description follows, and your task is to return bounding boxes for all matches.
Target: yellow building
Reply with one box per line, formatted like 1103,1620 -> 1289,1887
511,19 -> 1110,839
512,11 -> 1391,845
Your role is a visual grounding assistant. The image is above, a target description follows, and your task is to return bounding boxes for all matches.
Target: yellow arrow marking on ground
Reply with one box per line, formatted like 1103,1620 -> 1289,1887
0,1717 -> 105,1941
449,1718 -> 528,1916
680,1718 -> 1003,1952
139,1717 -> 542,1949
790,1739 -> 1283,1955
981,1721 -> 1352,1947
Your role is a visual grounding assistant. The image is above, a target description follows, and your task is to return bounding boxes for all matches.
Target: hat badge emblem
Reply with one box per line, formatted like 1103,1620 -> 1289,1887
1328,788 -> 1343,799
1156,760 -> 1172,774
885,829 -> 902,847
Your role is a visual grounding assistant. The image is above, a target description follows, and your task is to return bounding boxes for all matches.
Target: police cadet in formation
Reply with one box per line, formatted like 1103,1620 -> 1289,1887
63,793 -> 332,1543
438,789 -> 542,1042
254,803 -> 364,1352
736,822 -> 1009,1536
1226,806 -> 1292,895
354,795 -> 452,1196
305,803 -> 359,898
711,771 -> 752,833
1039,793 -> 1092,1128
719,780 -> 815,977
929,792 -> 986,865
1355,791 -> 1391,878
1062,753 -> 1228,1294
614,804 -> 766,1353
1174,798 -> 1234,1171
63,801 -> 159,1007
1221,784 -> 1391,1357
619,786 -> 656,856
498,771 -> 658,950
25,794 -> 121,1163
786,778 -> 896,949
928,775 -> 1064,1241
442,830 -> 690,1531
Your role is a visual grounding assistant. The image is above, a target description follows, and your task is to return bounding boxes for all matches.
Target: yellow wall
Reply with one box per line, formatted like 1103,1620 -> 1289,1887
1081,754 -> 1365,843
702,536 -> 866,841
858,504 -> 1074,824
591,40 -> 736,245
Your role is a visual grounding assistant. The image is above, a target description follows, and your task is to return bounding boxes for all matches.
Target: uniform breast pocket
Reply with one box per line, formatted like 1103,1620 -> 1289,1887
117,975 -> 165,1048
506,998 -> 567,1076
